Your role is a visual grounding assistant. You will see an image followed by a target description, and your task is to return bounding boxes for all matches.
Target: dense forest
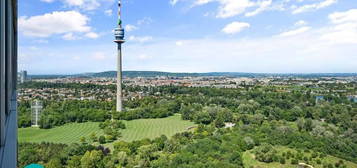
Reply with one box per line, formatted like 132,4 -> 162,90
18,82 -> 357,167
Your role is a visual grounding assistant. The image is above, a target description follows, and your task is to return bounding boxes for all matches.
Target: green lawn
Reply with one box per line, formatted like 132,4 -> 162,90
120,114 -> 195,141
242,146 -> 357,168
19,114 -> 196,144
18,122 -> 104,144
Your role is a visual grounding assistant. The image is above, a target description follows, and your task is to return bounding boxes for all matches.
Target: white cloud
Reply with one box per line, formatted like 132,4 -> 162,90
193,0 -> 214,6
188,0 -> 335,18
321,9 -> 357,44
245,0 -> 272,17
294,20 -> 307,26
191,0 -> 273,18
62,33 -> 78,40
123,31 -> 357,73
217,0 -> 255,18
279,26 -> 311,37
292,0 -> 337,14
85,32 -> 99,39
91,52 -> 106,60
128,36 -> 153,43
41,0 -> 55,2
138,54 -> 153,60
170,0 -> 180,6
42,0 -> 106,10
64,0 -> 84,6
137,17 -> 153,25
33,39 -> 49,44
222,22 -> 250,34
123,18 -> 152,33
72,56 -> 81,60
21,16 -> 357,74
19,11 -> 91,37
176,41 -> 184,46
328,9 -> 357,24
125,24 -> 138,32
104,9 -> 113,16
64,0 -> 100,10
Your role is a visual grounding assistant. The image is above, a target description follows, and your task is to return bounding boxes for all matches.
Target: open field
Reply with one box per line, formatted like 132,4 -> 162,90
120,114 -> 195,141
19,114 -> 195,144
242,146 -> 357,168
19,122 -> 104,144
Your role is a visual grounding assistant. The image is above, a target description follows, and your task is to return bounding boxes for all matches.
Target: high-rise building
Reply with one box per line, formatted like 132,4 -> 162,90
0,0 -> 18,167
114,0 -> 125,112
18,70 -> 27,83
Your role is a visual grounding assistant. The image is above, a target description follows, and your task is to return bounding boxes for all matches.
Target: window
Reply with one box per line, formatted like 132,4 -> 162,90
0,0 -> 18,167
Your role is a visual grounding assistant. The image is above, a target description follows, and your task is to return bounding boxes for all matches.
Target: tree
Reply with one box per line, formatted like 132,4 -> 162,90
90,133 -> 97,142
194,110 -> 212,124
279,157 -> 286,164
67,155 -> 82,168
116,151 -> 127,167
80,137 -> 87,144
304,118 -> 313,131
98,136 -> 106,144
80,150 -> 104,168
46,159 -> 62,168
244,137 -> 255,150
297,118 -> 305,132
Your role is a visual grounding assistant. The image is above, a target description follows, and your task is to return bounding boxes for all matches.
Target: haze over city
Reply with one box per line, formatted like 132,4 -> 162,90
19,0 -> 357,74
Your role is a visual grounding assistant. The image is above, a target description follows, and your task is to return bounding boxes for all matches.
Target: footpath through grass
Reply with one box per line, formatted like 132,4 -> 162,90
19,114 -> 195,144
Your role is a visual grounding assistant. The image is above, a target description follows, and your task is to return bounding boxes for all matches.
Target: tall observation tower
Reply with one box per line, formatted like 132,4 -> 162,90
114,0 -> 125,112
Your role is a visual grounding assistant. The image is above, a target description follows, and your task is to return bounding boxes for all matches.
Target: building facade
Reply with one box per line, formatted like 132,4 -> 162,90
0,0 -> 18,167
19,70 -> 27,83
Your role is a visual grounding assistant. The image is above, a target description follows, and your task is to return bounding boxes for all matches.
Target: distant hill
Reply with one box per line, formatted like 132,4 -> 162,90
77,71 -> 357,78
28,71 -> 357,79
77,71 -> 272,78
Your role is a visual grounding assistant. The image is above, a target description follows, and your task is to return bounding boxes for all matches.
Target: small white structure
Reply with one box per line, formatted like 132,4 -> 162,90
31,100 -> 43,127
224,122 -> 236,128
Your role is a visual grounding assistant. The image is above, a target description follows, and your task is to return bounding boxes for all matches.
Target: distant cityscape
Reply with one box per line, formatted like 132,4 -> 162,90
18,70 -> 357,103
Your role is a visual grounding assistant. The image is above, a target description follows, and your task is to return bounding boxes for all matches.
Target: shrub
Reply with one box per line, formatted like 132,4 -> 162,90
303,156 -> 308,162
327,163 -> 333,168
319,153 -> 327,158
291,159 -> 298,165
279,157 -> 286,164
316,159 -> 322,164
311,152 -> 318,158
99,136 -> 106,144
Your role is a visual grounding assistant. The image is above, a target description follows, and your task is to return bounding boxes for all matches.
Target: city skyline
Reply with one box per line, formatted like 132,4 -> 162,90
19,0 -> 357,74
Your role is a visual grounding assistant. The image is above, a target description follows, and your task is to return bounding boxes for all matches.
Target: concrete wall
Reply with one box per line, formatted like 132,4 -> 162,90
0,0 -> 18,167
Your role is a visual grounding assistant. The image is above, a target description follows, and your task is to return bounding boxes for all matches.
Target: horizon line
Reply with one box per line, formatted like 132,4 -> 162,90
26,70 -> 357,76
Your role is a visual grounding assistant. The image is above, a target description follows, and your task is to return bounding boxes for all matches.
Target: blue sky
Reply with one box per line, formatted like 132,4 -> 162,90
19,0 -> 357,74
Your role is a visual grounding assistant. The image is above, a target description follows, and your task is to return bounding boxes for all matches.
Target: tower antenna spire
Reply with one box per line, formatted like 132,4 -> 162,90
114,0 -> 125,114
118,0 -> 122,28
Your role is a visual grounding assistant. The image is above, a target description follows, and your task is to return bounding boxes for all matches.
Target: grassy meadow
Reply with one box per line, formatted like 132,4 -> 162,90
19,114 -> 195,144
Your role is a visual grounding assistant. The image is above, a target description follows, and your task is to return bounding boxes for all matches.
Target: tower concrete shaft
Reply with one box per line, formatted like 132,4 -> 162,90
116,43 -> 123,112
114,0 -> 125,113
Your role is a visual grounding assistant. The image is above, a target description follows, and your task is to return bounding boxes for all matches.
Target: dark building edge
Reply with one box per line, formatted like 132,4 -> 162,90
0,0 -> 18,167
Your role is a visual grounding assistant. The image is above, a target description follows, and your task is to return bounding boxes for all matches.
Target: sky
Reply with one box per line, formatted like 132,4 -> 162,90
18,0 -> 357,74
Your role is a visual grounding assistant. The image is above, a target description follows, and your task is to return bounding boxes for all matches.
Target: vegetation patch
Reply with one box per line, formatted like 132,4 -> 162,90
243,146 -> 357,168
